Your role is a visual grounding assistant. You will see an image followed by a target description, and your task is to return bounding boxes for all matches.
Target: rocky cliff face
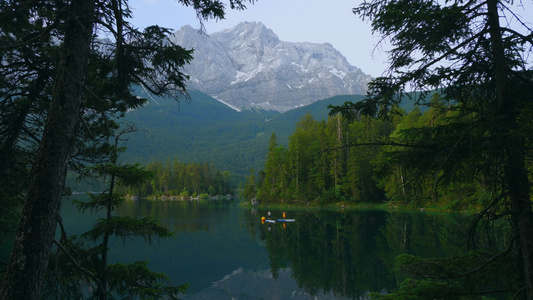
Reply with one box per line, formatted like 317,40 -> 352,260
170,22 -> 372,112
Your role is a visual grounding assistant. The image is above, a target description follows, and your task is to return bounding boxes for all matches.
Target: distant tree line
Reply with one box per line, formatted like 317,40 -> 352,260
245,94 -> 495,210
121,160 -> 233,198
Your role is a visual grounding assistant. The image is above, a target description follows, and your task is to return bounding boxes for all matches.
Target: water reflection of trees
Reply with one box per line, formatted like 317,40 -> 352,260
258,210 -> 473,298
114,199 -> 231,234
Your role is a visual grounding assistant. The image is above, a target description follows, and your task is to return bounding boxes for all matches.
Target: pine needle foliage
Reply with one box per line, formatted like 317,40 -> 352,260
328,0 -> 533,297
46,128 -> 184,299
81,216 -> 173,244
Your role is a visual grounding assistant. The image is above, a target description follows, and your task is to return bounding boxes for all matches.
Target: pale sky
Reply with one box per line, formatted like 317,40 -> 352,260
128,0 -> 533,78
128,0 -> 389,78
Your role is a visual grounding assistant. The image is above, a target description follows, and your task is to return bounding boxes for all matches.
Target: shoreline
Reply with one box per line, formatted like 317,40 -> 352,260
242,200 -> 479,215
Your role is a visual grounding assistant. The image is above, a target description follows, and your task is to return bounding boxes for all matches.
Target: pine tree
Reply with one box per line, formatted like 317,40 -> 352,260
44,126 -> 185,299
332,0 -> 533,297
0,0 -> 257,297
243,168 -> 257,202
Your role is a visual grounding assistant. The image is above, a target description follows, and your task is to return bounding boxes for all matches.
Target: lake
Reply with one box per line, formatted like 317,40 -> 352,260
60,196 -> 471,299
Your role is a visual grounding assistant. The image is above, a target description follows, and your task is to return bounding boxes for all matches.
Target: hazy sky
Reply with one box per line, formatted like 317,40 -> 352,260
128,0 -> 389,77
129,0 -> 532,78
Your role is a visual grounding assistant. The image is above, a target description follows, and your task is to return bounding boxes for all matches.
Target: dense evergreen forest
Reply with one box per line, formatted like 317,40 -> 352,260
115,91 -> 416,201
241,94 -> 493,210
132,91 -> 490,211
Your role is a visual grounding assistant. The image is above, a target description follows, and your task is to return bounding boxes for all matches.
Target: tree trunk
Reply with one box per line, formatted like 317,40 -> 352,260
507,134 -> 533,298
487,0 -> 533,297
0,1 -> 95,298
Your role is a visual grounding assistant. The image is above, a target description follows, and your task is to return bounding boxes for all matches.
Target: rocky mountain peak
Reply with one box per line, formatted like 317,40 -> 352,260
216,22 -> 279,47
170,22 -> 372,112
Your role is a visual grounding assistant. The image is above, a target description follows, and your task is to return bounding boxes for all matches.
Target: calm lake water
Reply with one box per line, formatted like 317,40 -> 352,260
61,196 -> 471,299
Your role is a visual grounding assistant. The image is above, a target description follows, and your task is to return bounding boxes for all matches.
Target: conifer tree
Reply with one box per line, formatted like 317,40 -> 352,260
45,125 -> 184,299
243,168 -> 257,201
260,133 -> 286,203
331,0 -> 533,297
0,0 -> 256,298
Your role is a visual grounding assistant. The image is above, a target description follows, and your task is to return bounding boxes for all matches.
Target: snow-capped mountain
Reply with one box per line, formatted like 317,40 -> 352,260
170,22 -> 372,112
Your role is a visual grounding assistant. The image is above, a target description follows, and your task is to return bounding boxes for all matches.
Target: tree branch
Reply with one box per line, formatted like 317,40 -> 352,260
322,141 -> 437,153
52,239 -> 103,286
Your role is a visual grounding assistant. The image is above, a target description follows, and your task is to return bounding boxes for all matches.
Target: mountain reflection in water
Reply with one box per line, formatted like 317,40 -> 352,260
61,197 -> 470,299
183,268 -> 353,300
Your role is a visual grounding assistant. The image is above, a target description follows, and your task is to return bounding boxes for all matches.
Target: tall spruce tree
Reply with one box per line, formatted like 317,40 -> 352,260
44,125 -> 184,300
1,2 -> 97,298
0,0 -> 256,298
331,0 -> 533,298
259,133 -> 285,204
244,167 -> 257,202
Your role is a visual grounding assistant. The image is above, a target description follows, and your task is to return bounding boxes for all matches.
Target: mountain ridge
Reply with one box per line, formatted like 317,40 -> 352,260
170,22 -> 372,112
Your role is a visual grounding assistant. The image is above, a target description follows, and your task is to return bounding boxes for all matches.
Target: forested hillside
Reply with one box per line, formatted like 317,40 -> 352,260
119,88 -> 373,184
241,94 -> 494,210
120,89 -> 277,183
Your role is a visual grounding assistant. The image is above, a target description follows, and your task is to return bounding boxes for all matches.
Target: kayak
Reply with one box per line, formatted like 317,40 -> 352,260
277,219 -> 295,222
265,219 -> 276,223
